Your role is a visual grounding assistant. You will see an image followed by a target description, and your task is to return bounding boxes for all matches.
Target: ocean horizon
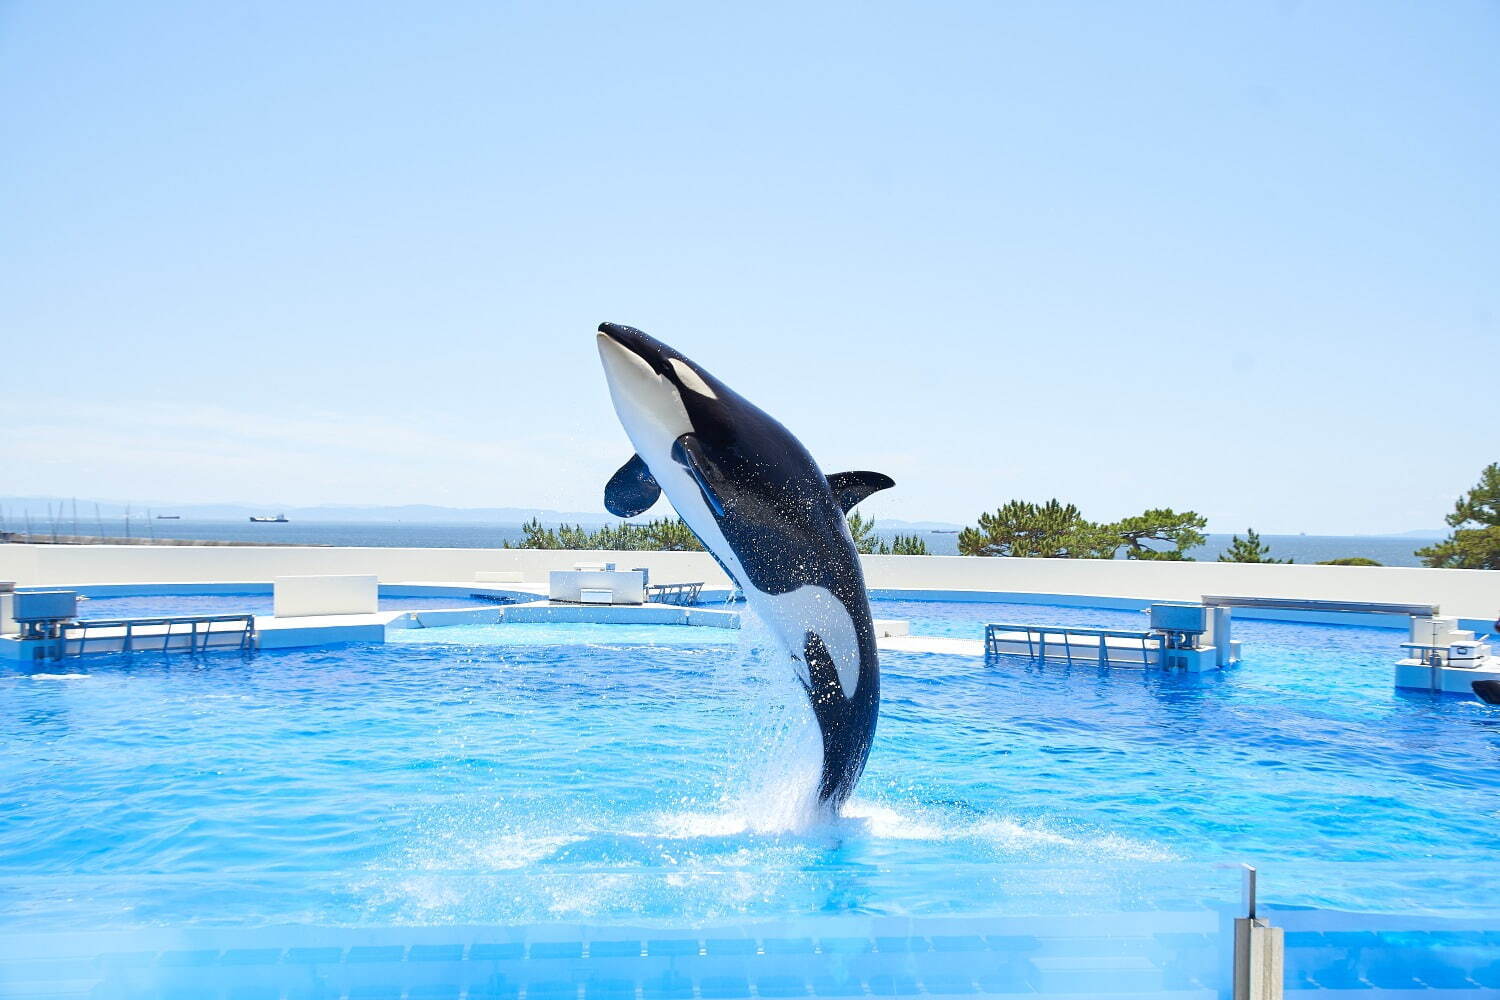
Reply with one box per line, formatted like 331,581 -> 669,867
3,517 -> 1437,567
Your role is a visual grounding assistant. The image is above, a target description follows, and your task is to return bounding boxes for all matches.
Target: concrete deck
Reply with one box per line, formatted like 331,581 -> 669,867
876,634 -> 986,656
8,542 -> 1499,623
1,570 -> 1475,689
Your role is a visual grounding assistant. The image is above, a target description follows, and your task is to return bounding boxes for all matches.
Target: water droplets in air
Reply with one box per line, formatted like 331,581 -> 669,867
696,606 -> 827,834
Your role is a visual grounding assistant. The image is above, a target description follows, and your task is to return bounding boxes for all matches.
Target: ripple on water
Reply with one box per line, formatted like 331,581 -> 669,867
1,602 -> 1499,927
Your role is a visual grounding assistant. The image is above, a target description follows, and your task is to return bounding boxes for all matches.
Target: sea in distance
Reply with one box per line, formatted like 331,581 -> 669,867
25,517 -> 1436,566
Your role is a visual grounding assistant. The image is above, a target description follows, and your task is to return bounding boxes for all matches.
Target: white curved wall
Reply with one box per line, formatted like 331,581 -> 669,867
2,544 -> 1496,620
859,554 -> 1500,620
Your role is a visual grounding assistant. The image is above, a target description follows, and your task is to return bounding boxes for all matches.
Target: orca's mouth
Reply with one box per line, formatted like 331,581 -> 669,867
596,331 -> 662,398
597,323 -> 675,378
596,325 -> 696,454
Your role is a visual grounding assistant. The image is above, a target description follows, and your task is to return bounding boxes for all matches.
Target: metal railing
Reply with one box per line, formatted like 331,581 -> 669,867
645,582 -> 705,606
984,622 -> 1163,668
62,615 -> 256,656
1400,641 -> 1451,665
1202,595 -> 1440,617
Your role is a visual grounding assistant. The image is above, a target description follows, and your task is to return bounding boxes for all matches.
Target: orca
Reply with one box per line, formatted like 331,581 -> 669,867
1473,680 -> 1500,705
595,322 -> 892,812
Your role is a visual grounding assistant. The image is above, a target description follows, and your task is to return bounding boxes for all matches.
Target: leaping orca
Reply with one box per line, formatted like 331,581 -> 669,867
595,322 -> 892,812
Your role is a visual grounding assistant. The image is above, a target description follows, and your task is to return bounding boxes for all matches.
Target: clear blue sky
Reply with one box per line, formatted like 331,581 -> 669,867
3,2 -> 1495,533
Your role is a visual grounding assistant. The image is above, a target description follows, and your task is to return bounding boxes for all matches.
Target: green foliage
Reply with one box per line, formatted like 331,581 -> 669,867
508,510 -> 931,556
514,517 -> 559,548
1218,528 -> 1289,564
847,510 -> 880,554
847,510 -> 930,556
887,533 -> 930,556
957,499 -> 1205,560
1317,557 -> 1383,566
957,500 -> 1109,558
506,516 -> 705,551
1416,463 -> 1500,570
1113,508 -> 1208,561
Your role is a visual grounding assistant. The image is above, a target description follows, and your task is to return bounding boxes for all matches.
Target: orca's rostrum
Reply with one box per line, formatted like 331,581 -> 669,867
596,322 -> 891,812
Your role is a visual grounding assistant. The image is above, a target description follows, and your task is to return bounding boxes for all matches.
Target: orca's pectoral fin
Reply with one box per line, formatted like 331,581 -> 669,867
827,471 -> 896,513
604,453 -> 662,517
671,434 -> 726,517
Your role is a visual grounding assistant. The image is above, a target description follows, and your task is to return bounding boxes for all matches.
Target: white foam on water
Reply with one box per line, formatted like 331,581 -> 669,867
471,831 -> 581,869
705,606 -> 827,833
836,797 -> 1175,862
378,605 -> 1173,923
643,608 -> 1174,861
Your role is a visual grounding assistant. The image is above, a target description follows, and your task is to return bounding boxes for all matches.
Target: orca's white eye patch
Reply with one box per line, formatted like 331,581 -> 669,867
669,357 -> 717,399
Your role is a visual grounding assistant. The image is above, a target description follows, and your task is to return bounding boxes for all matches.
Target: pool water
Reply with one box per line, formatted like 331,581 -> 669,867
73,592 -> 499,618
3,599 -> 1499,934
390,622 -> 739,647
872,597 -> 1150,639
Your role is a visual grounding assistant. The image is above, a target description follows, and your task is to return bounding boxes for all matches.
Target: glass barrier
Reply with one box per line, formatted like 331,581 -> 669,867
0,865 -> 1245,999
3,864 -> 1495,997
1255,862 -> 1500,994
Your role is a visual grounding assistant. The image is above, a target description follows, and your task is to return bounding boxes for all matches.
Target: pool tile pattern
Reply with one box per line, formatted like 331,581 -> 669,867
3,915 -> 1494,999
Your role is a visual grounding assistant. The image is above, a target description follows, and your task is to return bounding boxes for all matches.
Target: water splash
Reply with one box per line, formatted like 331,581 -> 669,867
706,607 -> 826,833
378,617 -> 1172,923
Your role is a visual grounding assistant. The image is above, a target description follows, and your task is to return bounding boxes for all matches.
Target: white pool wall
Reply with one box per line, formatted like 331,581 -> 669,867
2,543 -> 1496,623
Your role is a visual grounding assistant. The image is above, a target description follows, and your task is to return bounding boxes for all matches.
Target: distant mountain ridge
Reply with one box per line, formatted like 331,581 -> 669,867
0,496 -> 964,529
1,496 -> 624,525
0,496 -> 1438,536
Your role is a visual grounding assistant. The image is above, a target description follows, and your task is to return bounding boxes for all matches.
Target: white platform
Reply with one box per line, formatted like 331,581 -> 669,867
273,574 -> 378,618
548,570 -> 645,605
474,570 -> 526,583
1394,656 -> 1500,695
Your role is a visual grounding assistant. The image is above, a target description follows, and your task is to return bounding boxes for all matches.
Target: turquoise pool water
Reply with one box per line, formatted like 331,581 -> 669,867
390,622 -> 738,647
73,592 -> 498,618
871,597 -> 1150,639
3,596 -> 1499,939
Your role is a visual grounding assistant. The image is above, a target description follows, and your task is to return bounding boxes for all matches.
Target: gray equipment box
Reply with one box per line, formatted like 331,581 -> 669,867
13,590 -> 78,623
1149,602 -> 1209,635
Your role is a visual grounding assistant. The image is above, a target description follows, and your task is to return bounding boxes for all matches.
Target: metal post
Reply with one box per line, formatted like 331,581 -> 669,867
1233,865 -> 1283,1000
1214,606 -> 1233,667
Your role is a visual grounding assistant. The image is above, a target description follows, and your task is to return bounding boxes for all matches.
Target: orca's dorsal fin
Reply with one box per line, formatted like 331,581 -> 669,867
604,453 -> 662,517
827,471 -> 895,513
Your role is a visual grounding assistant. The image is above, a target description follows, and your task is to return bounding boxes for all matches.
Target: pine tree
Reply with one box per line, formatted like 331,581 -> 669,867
888,533 -> 929,555
1218,528 -> 1289,564
846,510 -> 880,554
1416,463 -> 1500,570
